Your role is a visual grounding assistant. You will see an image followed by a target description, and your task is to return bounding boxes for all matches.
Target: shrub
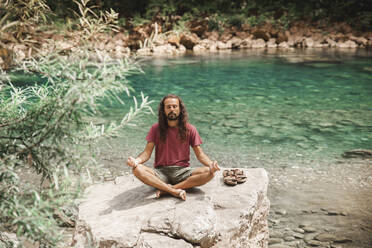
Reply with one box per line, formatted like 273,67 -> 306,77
0,50 -> 153,246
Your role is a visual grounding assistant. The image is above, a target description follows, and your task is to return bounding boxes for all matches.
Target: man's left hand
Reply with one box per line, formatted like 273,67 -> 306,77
209,161 -> 220,174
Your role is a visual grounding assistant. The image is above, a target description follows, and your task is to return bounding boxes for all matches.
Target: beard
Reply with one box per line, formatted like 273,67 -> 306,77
167,112 -> 179,120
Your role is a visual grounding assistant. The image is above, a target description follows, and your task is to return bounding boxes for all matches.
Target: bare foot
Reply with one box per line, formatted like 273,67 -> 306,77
155,184 -> 173,199
174,189 -> 186,201
155,188 -> 186,201
155,189 -> 166,198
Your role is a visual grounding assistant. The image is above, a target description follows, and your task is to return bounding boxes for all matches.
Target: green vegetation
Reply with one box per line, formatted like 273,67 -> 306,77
0,2 -> 153,246
0,49 -> 153,246
41,0 -> 372,31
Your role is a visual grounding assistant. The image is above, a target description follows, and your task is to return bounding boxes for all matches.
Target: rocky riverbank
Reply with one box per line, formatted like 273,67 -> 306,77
1,21 -> 372,69
267,158 -> 372,248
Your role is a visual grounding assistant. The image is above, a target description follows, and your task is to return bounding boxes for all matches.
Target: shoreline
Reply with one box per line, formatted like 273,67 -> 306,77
1,22 -> 372,69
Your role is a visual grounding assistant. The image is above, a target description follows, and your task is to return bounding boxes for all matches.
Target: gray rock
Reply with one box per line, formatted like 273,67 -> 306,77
285,240 -> 301,246
304,233 -> 318,241
269,238 -> 282,244
284,236 -> 295,242
303,226 -> 317,233
274,209 -> 287,216
269,219 -> 281,225
270,231 -> 284,239
293,228 -> 305,234
334,237 -> 352,243
73,168 -> 270,248
305,239 -> 323,246
314,233 -> 336,242
326,210 -> 341,215
293,233 -> 304,239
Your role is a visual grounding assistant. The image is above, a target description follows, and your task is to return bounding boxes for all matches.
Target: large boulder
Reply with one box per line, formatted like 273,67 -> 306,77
180,33 -> 199,50
72,168 -> 270,248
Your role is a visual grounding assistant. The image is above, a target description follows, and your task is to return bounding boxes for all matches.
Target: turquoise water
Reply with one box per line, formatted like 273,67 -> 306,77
104,49 -> 372,168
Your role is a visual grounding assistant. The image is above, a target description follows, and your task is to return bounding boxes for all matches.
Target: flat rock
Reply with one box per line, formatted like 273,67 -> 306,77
303,226 -> 317,233
72,168 -> 270,248
314,233 -> 337,242
305,239 -> 323,246
268,238 -> 282,244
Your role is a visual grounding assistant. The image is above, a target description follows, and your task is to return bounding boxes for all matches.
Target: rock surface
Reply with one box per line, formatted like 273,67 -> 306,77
0,232 -> 19,248
72,168 -> 270,248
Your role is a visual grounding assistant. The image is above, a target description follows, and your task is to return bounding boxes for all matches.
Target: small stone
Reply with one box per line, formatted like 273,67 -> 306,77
299,223 -> 310,228
327,210 -> 341,216
269,238 -> 282,245
304,233 -> 318,241
334,237 -> 352,243
293,233 -> 304,239
293,228 -> 305,234
284,236 -> 295,242
305,239 -> 323,246
275,209 -> 287,216
303,226 -> 317,233
314,233 -> 337,242
270,231 -> 284,239
269,219 -> 281,225
286,240 -> 301,246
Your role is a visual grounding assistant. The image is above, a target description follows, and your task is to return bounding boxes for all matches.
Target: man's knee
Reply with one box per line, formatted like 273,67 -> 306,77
132,164 -> 144,178
202,167 -> 215,178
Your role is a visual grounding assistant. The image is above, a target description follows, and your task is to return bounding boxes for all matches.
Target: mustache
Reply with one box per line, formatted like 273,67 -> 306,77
166,112 -> 179,120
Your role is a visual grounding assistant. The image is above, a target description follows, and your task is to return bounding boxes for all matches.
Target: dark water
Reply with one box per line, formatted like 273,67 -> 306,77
102,49 -> 372,169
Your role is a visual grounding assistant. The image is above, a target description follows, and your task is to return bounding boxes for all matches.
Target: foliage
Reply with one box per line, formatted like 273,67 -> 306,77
129,13 -> 150,27
0,50 -> 153,245
0,0 -> 51,43
227,14 -> 246,27
73,0 -> 119,41
208,14 -> 227,32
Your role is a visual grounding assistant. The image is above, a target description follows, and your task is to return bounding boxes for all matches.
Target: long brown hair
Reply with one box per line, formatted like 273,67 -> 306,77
158,94 -> 189,142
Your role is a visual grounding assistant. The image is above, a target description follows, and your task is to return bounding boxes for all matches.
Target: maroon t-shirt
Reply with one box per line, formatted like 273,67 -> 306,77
146,123 -> 202,168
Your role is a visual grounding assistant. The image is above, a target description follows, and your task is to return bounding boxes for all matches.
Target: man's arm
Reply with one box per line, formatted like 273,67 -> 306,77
192,145 -> 220,173
127,142 -> 155,168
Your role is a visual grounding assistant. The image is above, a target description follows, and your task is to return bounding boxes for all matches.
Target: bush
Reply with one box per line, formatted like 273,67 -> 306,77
0,50 -> 153,246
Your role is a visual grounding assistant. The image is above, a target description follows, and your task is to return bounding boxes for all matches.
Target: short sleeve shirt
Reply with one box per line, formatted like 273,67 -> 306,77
145,123 -> 202,167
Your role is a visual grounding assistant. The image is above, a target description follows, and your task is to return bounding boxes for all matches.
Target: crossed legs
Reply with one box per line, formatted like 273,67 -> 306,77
132,164 -> 186,200
132,165 -> 217,201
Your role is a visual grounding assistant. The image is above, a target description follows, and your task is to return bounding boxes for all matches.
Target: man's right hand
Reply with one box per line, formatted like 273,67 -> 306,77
127,156 -> 139,168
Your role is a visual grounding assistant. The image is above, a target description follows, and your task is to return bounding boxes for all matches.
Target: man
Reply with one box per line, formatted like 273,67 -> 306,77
126,94 -> 220,201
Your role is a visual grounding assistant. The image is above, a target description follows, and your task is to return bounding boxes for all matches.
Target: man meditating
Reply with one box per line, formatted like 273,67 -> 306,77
126,94 -> 220,200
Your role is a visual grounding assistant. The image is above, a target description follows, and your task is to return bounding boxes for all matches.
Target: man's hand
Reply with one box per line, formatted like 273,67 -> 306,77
209,160 -> 220,174
127,156 -> 139,168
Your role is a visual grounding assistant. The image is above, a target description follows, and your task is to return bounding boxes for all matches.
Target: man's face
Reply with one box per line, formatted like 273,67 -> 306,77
164,98 -> 180,121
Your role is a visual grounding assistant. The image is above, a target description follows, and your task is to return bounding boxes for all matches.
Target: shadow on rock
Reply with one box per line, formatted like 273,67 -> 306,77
100,185 -> 155,215
100,185 -> 206,215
